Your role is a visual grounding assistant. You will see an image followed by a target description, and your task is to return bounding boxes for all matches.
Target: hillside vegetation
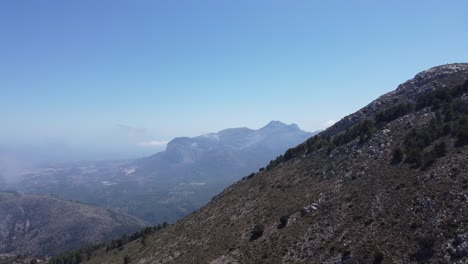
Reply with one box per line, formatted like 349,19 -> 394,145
0,191 -> 146,256
53,64 -> 468,263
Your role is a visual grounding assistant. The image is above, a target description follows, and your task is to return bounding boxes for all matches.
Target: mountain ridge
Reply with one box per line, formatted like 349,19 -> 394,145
136,120 -> 314,176
142,120 -> 313,163
0,191 -> 147,256
7,121 -> 315,225
80,63 -> 468,263
325,63 -> 468,137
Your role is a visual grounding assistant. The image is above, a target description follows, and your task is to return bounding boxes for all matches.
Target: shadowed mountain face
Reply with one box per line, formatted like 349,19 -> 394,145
0,191 -> 146,256
137,121 -> 315,181
7,121 -> 314,224
80,64 -> 468,264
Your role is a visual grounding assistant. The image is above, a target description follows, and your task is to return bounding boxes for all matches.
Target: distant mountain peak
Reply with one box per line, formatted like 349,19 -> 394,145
164,121 -> 307,151
261,121 -> 300,131
138,120 -> 315,180
265,120 -> 286,126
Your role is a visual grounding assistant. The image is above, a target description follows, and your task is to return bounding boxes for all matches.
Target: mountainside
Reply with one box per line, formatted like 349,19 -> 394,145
80,63 -> 468,263
0,191 -> 146,256
9,122 -> 314,224
137,121 -> 315,184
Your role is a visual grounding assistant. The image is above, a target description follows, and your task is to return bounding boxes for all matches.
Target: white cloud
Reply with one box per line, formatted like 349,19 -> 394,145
113,124 -> 148,139
136,140 -> 169,147
322,119 -> 337,128
201,133 -> 220,140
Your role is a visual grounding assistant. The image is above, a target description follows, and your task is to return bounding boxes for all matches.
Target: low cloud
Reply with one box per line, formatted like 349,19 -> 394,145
114,124 -> 168,148
136,140 -> 169,147
113,124 -> 148,139
0,153 -> 34,185
201,133 -> 220,140
322,119 -> 337,128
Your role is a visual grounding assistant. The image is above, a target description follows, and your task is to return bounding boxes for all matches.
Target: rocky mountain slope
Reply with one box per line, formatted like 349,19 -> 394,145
0,191 -> 146,256
0,254 -> 48,264
9,122 -> 314,224
325,63 -> 468,137
73,63 -> 468,264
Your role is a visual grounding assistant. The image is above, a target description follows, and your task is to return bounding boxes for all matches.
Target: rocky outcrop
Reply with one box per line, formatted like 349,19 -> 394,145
325,63 -> 468,137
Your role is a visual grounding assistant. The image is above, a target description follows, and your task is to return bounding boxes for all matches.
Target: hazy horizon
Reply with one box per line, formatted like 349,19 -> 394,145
2,1 -> 468,164
0,120 -> 312,166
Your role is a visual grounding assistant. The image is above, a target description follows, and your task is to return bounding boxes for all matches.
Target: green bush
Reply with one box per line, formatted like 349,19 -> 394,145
422,151 -> 437,170
391,148 -> 404,164
434,142 -> 447,157
249,224 -> 264,241
455,116 -> 468,147
277,215 -> 289,229
333,119 -> 375,146
375,103 -> 414,124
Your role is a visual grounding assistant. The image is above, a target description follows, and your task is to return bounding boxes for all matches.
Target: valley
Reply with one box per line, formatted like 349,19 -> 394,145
3,122 -> 314,224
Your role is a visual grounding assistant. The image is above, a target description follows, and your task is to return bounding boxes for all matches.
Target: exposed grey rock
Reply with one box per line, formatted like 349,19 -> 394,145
325,63 -> 468,137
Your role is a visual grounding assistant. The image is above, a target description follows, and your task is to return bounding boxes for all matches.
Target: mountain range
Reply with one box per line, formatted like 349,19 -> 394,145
136,120 -> 316,189
68,63 -> 468,263
5,121 -> 315,224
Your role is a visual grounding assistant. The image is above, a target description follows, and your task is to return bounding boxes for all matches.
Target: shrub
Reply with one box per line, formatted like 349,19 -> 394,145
405,147 -> 422,166
249,224 -> 264,241
391,148 -> 404,164
455,116 -> 468,147
333,119 -> 375,147
422,151 -> 436,170
434,142 -> 447,157
278,215 -> 290,229
410,236 -> 435,262
283,149 -> 293,161
375,103 -> 414,124
373,252 -> 384,264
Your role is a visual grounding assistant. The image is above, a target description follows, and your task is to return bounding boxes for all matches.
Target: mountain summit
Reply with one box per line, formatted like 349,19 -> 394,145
260,120 -> 300,130
138,121 -> 314,169
144,120 -> 311,165
128,121 -> 315,223
80,64 -> 468,263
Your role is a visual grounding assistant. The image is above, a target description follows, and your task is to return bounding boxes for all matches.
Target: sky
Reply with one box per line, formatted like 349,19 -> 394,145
1,0 -> 468,162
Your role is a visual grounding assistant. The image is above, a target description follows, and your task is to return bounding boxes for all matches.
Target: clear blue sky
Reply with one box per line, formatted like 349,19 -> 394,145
1,0 -> 468,161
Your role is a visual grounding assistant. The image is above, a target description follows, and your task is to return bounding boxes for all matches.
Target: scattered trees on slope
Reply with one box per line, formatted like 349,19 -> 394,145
392,80 -> 468,169
265,79 -> 468,171
375,103 -> 414,124
49,223 -> 169,264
